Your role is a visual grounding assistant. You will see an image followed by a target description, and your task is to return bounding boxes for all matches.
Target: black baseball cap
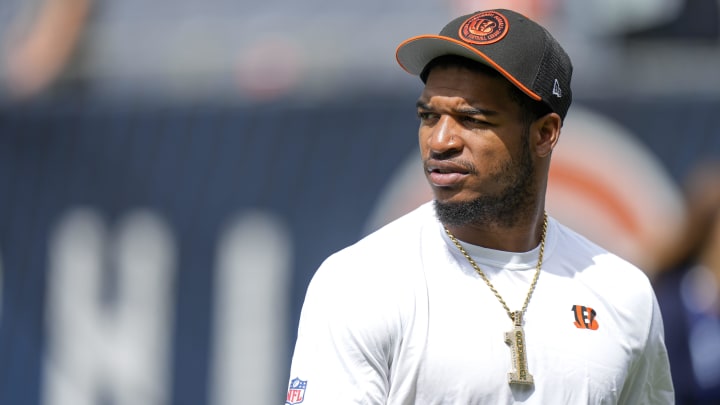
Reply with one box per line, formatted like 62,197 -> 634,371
396,9 -> 573,120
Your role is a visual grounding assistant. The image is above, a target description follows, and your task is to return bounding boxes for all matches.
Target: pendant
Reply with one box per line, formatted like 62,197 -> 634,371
504,311 -> 534,386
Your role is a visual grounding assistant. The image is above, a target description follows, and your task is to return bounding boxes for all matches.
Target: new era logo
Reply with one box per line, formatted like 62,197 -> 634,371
552,79 -> 562,98
572,305 -> 599,330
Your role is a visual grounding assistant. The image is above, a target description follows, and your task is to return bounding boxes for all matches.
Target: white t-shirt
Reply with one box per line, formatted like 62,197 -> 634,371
287,202 -> 674,404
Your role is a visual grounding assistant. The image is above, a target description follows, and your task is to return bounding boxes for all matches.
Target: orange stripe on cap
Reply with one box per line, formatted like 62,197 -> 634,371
395,34 -> 542,102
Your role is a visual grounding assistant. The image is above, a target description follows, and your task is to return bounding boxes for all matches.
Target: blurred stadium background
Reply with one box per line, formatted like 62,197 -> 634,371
1,0 -> 719,404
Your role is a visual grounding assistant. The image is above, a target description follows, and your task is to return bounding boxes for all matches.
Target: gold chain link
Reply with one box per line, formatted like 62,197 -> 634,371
444,212 -> 548,324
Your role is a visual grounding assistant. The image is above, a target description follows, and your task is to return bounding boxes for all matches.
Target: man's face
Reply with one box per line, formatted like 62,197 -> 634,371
416,65 -> 537,227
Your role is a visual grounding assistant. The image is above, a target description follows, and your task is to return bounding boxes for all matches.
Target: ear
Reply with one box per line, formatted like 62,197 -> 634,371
532,112 -> 562,158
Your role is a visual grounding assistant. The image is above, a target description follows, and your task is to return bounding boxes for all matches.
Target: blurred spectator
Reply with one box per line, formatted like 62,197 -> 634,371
654,161 -> 720,404
3,0 -> 93,99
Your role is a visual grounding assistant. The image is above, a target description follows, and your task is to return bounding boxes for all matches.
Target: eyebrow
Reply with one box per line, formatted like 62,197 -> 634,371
415,100 -> 498,116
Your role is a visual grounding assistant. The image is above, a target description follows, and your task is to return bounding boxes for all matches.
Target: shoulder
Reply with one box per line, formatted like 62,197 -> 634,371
297,203 -> 436,344
551,218 -> 650,280
306,202 -> 436,304
548,218 -> 656,309
323,202 -> 435,274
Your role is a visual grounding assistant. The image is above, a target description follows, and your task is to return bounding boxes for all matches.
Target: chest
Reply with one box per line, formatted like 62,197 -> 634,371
414,268 -> 636,404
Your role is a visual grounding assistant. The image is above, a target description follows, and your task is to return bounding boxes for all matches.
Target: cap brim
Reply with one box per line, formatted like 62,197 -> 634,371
395,35 -> 541,101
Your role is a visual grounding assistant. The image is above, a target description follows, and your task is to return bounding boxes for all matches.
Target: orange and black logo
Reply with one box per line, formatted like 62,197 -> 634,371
459,11 -> 509,45
572,305 -> 599,330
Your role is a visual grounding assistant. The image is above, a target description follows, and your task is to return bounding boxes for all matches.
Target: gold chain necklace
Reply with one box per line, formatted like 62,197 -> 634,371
444,212 -> 548,386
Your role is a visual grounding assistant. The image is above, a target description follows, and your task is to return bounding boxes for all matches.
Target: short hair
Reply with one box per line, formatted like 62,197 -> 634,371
420,55 -> 552,126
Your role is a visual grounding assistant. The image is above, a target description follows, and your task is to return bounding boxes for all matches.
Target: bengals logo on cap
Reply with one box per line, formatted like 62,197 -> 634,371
459,11 -> 509,45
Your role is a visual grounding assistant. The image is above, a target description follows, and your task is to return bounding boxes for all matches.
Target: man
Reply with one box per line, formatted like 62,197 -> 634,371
287,9 -> 674,404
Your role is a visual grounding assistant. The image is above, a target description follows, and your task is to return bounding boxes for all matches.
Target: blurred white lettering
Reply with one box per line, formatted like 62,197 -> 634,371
43,208 -> 175,405
209,211 -> 292,405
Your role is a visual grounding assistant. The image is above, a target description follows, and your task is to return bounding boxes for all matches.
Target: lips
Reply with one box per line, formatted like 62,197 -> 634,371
425,160 -> 471,187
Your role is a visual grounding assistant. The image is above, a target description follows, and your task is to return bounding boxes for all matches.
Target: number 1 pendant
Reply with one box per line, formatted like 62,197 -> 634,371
504,311 -> 534,386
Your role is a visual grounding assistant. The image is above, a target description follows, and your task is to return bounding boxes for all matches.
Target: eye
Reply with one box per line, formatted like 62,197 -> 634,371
461,116 -> 491,127
417,111 -> 439,122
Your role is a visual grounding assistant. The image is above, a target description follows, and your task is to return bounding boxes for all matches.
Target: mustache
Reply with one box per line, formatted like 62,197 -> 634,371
423,157 -> 477,175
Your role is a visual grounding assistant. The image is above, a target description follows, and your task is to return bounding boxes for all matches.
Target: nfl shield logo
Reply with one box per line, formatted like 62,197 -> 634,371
286,377 -> 307,404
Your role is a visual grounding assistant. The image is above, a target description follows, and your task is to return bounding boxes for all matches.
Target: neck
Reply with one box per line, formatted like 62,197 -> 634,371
444,209 -> 547,252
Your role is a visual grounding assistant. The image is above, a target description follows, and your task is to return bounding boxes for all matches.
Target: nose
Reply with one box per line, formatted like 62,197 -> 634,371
427,115 -> 463,158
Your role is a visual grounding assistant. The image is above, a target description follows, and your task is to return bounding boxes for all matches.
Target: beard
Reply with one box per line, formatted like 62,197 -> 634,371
434,135 -> 536,228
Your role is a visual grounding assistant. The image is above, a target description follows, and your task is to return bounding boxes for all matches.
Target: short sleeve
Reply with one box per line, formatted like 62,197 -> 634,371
286,255 -> 400,404
618,289 -> 675,404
